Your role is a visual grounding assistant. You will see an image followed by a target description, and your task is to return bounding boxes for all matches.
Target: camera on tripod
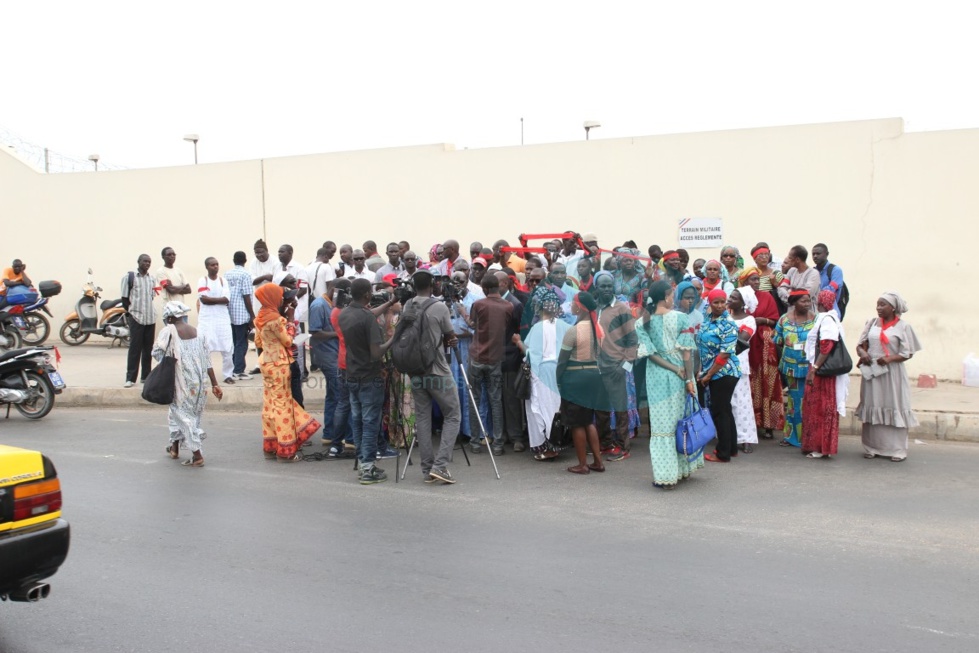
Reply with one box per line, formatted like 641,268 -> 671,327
438,275 -> 459,305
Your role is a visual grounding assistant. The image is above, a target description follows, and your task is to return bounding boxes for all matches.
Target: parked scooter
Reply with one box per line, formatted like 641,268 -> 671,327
59,270 -> 130,347
0,306 -> 25,352
14,281 -> 62,346
0,345 -> 65,419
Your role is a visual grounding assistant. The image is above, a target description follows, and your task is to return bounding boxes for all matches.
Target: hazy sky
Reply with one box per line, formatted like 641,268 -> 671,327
3,1 -> 975,170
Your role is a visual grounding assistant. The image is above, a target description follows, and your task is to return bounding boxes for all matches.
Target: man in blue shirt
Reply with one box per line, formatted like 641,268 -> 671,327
812,243 -> 845,317
309,285 -> 344,454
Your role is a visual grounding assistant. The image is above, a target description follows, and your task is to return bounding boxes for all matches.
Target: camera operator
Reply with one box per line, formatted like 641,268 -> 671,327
403,269 -> 461,484
337,278 -> 397,484
446,270 -> 482,443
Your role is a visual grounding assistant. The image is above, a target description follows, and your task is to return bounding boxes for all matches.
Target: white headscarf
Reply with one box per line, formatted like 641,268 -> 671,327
880,291 -> 909,315
163,301 -> 191,321
737,286 -> 758,314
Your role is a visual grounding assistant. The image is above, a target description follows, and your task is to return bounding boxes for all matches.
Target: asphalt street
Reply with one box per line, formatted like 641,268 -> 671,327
2,408 -> 978,653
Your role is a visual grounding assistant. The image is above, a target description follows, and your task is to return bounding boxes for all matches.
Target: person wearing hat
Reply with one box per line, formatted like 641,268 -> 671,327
155,301 -> 224,467
402,268 -> 462,484
470,256 -> 490,287
855,291 -> 923,461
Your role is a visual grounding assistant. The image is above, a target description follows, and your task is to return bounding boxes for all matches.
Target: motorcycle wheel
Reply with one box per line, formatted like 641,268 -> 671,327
59,319 -> 90,345
20,313 -> 51,345
15,371 -> 55,419
0,326 -> 22,352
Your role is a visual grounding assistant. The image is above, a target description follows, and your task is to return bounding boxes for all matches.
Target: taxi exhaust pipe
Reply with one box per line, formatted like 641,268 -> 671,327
8,582 -> 50,602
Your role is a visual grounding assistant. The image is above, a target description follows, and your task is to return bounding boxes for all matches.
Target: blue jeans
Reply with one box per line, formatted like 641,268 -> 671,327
348,377 -> 385,469
330,370 -> 354,447
231,323 -> 250,375
450,339 -> 471,437
468,361 -> 503,443
321,367 -> 341,443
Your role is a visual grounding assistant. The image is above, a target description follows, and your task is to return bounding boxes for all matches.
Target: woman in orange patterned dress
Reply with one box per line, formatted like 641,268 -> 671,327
254,284 -> 321,461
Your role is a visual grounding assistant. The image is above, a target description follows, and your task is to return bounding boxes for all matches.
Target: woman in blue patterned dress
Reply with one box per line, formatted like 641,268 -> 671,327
774,289 -> 817,448
636,281 -> 701,489
698,289 -> 742,463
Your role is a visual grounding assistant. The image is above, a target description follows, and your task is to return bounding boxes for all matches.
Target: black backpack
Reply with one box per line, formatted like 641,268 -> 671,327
826,263 -> 849,319
391,298 -> 438,377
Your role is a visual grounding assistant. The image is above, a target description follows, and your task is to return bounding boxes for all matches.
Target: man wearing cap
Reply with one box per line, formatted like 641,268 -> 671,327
402,268 -> 461,484
470,256 -> 489,287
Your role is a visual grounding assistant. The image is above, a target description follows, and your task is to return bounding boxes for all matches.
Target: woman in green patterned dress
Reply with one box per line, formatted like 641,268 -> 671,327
774,289 -> 816,448
636,281 -> 701,489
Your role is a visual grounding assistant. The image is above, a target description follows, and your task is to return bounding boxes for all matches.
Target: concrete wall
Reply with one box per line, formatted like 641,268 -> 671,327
1,118 -> 974,378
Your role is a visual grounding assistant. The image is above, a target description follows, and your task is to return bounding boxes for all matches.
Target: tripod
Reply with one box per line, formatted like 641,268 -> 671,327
400,343 -> 500,480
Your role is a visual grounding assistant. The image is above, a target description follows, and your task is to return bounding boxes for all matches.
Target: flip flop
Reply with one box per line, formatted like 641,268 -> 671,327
181,458 -> 204,467
587,463 -> 605,472
778,438 -> 792,447
165,444 -> 179,459
704,454 -> 729,463
567,465 -> 590,475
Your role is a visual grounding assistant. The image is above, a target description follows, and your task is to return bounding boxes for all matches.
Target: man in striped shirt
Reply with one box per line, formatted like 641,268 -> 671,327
122,254 -> 158,388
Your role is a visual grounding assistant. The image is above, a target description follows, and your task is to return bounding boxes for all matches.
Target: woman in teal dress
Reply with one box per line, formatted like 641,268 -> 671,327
636,281 -> 701,489
774,289 -> 817,448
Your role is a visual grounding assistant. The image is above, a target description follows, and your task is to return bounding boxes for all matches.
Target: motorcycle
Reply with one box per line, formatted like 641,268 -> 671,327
59,270 -> 130,347
0,345 -> 65,419
14,281 -> 62,346
0,306 -> 25,352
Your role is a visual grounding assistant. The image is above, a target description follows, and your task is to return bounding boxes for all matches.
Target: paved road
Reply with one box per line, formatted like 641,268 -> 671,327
2,408 -> 978,652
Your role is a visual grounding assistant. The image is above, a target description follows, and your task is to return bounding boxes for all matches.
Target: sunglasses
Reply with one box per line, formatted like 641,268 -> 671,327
353,257 -> 365,261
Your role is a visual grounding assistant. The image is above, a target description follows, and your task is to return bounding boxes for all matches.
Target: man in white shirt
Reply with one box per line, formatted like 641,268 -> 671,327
155,247 -> 192,323
273,244 -> 310,377
306,247 -> 336,301
343,249 -> 375,282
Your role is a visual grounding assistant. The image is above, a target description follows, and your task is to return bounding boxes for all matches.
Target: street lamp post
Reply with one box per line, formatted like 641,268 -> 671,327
583,121 -> 601,140
183,134 -> 199,164
88,154 -> 100,171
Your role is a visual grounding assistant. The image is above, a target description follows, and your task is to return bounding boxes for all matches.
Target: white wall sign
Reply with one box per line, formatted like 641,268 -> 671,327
678,218 -> 723,248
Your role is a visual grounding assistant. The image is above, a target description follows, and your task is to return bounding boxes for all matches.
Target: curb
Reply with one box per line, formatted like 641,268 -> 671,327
58,387 -> 979,443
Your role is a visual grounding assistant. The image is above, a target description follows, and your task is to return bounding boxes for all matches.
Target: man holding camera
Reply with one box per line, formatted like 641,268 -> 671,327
337,278 -> 397,484
402,269 -> 461,484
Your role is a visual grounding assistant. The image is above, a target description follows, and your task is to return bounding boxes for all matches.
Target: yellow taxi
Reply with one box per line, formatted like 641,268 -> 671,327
0,444 -> 70,602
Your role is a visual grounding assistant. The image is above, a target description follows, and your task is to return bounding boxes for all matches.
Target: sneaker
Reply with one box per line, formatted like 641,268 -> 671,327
236,372 -> 253,381
376,447 -> 399,459
601,444 -> 622,456
327,446 -> 354,459
123,381 -> 135,388
513,442 -> 526,453
491,444 -> 505,456
429,467 -> 455,484
607,449 -> 631,462
360,467 -> 388,485
224,377 -> 236,384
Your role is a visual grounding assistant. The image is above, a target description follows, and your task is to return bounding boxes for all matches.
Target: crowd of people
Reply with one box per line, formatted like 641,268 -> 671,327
116,233 -> 922,488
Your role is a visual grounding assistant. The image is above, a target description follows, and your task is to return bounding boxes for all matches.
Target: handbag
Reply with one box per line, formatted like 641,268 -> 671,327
815,318 -> 853,377
513,356 -> 532,401
141,334 -> 177,405
548,412 -> 571,448
675,394 -> 716,461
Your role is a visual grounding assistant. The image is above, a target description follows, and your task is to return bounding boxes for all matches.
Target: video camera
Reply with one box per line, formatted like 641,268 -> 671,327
437,275 -> 460,305
334,287 -> 352,309
391,278 -> 416,305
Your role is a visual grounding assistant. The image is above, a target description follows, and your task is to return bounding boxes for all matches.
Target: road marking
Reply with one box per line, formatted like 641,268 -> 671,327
906,625 -> 979,639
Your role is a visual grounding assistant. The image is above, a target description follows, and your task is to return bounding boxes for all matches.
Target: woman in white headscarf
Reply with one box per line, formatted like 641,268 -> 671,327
855,291 -> 922,462
154,301 -> 223,467
726,287 -> 758,453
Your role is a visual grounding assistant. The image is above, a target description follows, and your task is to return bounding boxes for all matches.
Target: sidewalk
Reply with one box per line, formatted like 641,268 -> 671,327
48,340 -> 979,442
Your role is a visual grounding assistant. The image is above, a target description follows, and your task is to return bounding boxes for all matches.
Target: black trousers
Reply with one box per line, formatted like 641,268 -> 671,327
501,368 -> 525,444
126,317 -> 155,383
708,375 -> 739,460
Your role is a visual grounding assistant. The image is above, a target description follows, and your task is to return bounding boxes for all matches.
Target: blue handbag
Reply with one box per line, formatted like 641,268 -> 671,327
675,393 -> 716,461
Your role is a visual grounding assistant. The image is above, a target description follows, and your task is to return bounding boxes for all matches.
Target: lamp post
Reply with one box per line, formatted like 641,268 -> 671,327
183,134 -> 199,164
583,121 -> 601,140
88,154 -> 100,171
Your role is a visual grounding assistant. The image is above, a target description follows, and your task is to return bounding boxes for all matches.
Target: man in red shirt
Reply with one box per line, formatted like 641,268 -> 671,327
461,273 -> 515,455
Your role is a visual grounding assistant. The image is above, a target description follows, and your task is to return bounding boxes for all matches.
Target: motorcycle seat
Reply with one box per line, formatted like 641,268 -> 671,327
100,299 -> 124,311
0,349 -> 26,364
